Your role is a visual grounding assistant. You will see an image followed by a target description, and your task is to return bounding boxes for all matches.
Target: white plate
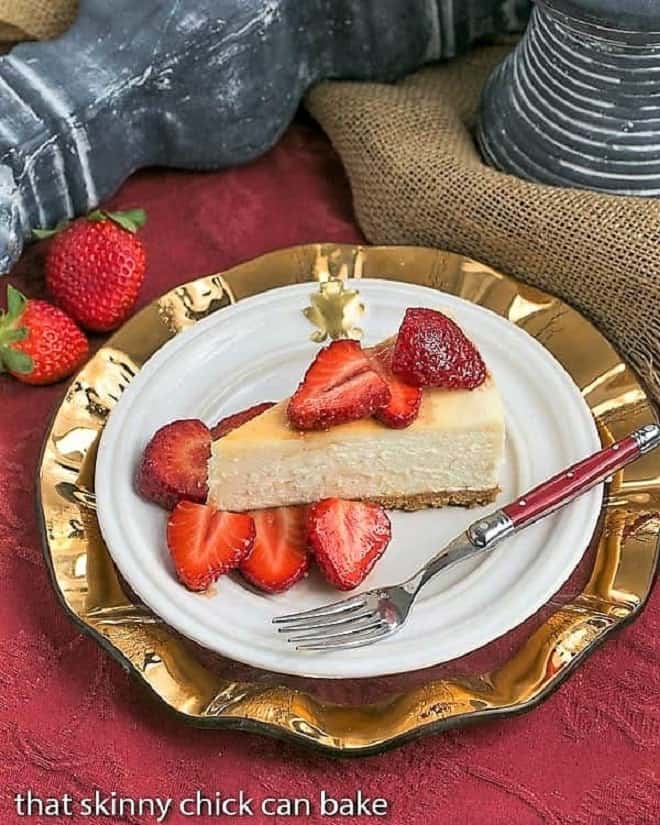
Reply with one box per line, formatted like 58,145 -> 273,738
96,279 -> 601,679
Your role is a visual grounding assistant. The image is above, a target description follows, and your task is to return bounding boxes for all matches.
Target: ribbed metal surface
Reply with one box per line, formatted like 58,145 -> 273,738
478,1 -> 660,196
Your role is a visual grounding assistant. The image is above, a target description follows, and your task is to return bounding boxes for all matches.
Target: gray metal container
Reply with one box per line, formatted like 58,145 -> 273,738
478,0 -> 660,196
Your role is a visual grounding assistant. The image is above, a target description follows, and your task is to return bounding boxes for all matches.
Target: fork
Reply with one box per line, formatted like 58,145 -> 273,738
274,423 -> 660,651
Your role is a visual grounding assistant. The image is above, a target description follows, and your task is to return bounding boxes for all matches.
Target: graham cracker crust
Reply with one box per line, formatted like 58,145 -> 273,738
366,487 -> 500,512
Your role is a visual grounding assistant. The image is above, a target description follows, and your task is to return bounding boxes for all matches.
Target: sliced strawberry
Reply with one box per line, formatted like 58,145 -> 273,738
211,402 -> 276,440
240,506 -> 309,593
367,339 -> 422,428
136,419 -> 211,510
287,340 -> 390,430
167,501 -> 255,592
392,308 -> 487,389
307,498 -> 391,591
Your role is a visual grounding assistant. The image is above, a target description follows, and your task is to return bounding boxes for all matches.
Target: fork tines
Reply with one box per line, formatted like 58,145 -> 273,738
273,596 -> 390,650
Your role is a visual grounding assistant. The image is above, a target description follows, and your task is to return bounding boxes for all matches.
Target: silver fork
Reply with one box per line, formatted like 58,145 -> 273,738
274,423 -> 660,651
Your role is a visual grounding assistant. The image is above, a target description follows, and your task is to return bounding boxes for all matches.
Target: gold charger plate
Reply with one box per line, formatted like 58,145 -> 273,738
38,244 -> 660,756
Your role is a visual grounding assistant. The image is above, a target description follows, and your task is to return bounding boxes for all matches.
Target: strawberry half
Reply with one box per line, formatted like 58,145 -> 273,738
136,419 -> 211,509
367,338 -> 422,428
240,506 -> 309,593
392,308 -> 486,389
307,498 -> 392,591
167,501 -> 255,591
287,340 -> 390,430
211,402 -> 275,440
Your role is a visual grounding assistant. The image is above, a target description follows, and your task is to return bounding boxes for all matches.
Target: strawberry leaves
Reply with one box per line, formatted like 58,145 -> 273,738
32,219 -> 70,240
1,347 -> 32,374
0,285 -> 32,375
33,207 -> 148,240
88,208 -> 147,233
7,284 -> 26,318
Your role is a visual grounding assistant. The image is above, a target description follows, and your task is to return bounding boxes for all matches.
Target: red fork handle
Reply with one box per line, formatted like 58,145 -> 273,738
502,425 -> 660,529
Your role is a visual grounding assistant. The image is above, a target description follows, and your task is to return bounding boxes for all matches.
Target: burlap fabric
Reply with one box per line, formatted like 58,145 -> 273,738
1,2 -> 658,401
0,0 -> 76,41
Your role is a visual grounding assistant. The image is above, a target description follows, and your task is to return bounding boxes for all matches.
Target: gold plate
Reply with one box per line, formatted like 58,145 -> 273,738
38,244 -> 660,756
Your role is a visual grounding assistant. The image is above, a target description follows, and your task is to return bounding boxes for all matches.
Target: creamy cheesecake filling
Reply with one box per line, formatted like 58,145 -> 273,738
207,378 -> 505,512
209,429 -> 502,511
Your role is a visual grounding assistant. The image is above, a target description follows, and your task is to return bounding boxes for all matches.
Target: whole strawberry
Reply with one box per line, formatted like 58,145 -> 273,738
39,209 -> 147,332
0,286 -> 89,385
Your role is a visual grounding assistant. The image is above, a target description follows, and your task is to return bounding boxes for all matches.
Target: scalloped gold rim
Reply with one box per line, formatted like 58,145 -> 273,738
37,243 -> 660,755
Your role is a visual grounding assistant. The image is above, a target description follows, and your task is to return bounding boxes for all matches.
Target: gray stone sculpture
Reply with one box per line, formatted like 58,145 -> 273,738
0,0 -> 530,274
478,0 -> 660,196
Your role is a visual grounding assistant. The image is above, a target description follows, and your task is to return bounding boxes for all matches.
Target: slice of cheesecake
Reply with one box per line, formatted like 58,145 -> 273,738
207,376 -> 505,512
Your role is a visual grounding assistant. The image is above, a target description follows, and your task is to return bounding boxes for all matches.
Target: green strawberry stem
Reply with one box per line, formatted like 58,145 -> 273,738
32,218 -> 70,240
0,285 -> 32,374
33,207 -> 147,240
6,284 -> 25,318
88,208 -> 147,233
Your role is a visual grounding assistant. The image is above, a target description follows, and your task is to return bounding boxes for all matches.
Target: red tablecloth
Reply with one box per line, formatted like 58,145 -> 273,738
1,122 -> 658,825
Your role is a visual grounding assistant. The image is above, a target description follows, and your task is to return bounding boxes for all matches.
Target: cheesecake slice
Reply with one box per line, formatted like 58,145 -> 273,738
207,376 -> 505,512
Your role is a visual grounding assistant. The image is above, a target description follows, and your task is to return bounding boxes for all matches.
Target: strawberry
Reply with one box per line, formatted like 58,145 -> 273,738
392,308 -> 486,389
136,419 -> 211,510
0,286 -> 88,385
39,208 -> 147,332
287,340 -> 390,430
307,498 -> 391,591
211,401 -> 276,440
240,506 -> 309,593
367,338 -> 422,428
167,501 -> 255,591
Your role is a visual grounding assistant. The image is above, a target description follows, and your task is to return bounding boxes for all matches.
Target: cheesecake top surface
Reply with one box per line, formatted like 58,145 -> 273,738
212,376 -> 504,454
